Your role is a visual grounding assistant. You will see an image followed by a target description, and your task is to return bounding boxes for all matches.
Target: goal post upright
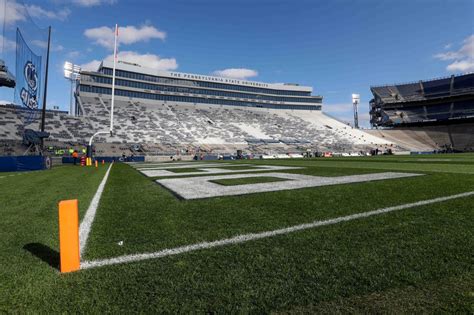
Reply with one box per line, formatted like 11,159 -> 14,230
87,23 -> 118,161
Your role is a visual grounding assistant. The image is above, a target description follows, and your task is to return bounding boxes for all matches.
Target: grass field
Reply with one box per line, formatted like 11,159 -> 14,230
1,154 -> 473,312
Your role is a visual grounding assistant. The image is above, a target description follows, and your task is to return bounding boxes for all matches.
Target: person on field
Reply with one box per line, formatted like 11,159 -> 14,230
72,150 -> 79,165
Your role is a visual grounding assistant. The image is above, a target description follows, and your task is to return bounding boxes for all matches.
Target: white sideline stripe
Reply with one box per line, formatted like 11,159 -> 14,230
0,172 -> 31,179
80,190 -> 474,270
79,163 -> 113,255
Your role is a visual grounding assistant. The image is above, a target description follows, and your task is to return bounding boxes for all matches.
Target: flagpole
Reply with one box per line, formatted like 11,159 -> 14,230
110,23 -> 118,135
40,26 -> 51,150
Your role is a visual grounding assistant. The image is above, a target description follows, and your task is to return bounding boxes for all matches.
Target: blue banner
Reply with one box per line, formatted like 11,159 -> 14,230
15,28 -> 42,111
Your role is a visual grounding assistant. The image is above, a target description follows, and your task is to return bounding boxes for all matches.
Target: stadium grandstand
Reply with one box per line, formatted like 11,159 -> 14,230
1,60 -> 397,158
368,73 -> 474,152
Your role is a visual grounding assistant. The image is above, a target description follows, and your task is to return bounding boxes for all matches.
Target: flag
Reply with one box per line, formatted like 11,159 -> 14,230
15,28 -> 42,111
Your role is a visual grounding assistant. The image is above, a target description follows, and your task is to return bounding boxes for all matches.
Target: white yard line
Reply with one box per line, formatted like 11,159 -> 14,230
80,190 -> 474,270
0,172 -> 30,179
79,163 -> 113,256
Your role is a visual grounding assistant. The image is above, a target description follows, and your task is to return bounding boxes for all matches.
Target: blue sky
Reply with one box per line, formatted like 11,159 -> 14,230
1,0 -> 473,126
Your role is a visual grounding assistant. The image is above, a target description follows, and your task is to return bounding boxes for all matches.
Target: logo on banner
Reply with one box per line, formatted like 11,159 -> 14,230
20,61 -> 39,109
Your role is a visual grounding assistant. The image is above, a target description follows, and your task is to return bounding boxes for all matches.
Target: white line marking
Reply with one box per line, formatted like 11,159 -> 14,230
0,171 -> 34,179
302,162 -> 474,175
157,172 -> 422,199
80,190 -> 474,270
142,165 -> 302,177
79,163 -> 113,256
135,163 -> 238,171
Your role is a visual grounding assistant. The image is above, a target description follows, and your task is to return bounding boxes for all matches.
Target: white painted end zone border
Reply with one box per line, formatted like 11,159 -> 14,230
156,172 -> 422,199
142,165 -> 303,177
80,190 -> 474,270
79,163 -> 113,255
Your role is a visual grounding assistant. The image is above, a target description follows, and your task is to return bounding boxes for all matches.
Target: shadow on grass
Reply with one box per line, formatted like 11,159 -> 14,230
23,243 -> 59,271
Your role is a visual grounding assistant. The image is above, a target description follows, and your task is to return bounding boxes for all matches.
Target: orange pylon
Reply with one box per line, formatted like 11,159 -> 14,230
58,200 -> 80,273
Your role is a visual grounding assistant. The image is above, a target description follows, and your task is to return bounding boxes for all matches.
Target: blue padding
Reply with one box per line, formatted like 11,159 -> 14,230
62,157 -> 74,163
410,151 -> 435,155
0,156 -> 46,172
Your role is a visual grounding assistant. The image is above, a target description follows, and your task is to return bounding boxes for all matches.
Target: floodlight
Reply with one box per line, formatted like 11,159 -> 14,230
64,61 -> 82,116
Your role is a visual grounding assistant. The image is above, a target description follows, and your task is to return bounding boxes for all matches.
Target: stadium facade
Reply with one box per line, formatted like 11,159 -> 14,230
369,73 -> 474,127
77,61 -> 323,113
367,73 -> 474,152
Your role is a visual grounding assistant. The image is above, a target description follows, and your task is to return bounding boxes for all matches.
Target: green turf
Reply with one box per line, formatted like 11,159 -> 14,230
210,176 -> 290,186
1,154 -> 473,312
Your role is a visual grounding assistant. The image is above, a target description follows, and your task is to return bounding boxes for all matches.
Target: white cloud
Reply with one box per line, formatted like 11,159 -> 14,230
0,35 -> 16,52
446,60 -> 474,72
212,68 -> 258,80
1,0 -> 26,25
84,25 -> 166,49
67,50 -> 81,59
72,0 -> 116,6
0,1 -> 70,25
25,5 -> 71,21
435,34 -> 474,72
81,51 -> 178,72
31,40 -> 64,52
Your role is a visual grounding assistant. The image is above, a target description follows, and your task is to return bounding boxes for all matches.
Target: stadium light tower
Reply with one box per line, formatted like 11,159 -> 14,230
352,94 -> 360,129
64,62 -> 81,116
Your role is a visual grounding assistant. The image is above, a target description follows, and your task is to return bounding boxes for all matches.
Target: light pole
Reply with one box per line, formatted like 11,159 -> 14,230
64,62 -> 81,116
352,94 -> 360,129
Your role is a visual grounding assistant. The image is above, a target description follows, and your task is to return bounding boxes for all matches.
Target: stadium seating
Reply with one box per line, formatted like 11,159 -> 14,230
453,74 -> 474,91
0,95 -> 394,155
371,74 -> 473,106
422,78 -> 452,97
369,74 -> 474,149
366,121 -> 474,152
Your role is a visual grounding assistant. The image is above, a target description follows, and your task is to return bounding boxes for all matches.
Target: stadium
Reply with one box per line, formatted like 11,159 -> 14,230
1,59 -> 395,158
368,73 -> 474,152
1,0 -> 473,313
